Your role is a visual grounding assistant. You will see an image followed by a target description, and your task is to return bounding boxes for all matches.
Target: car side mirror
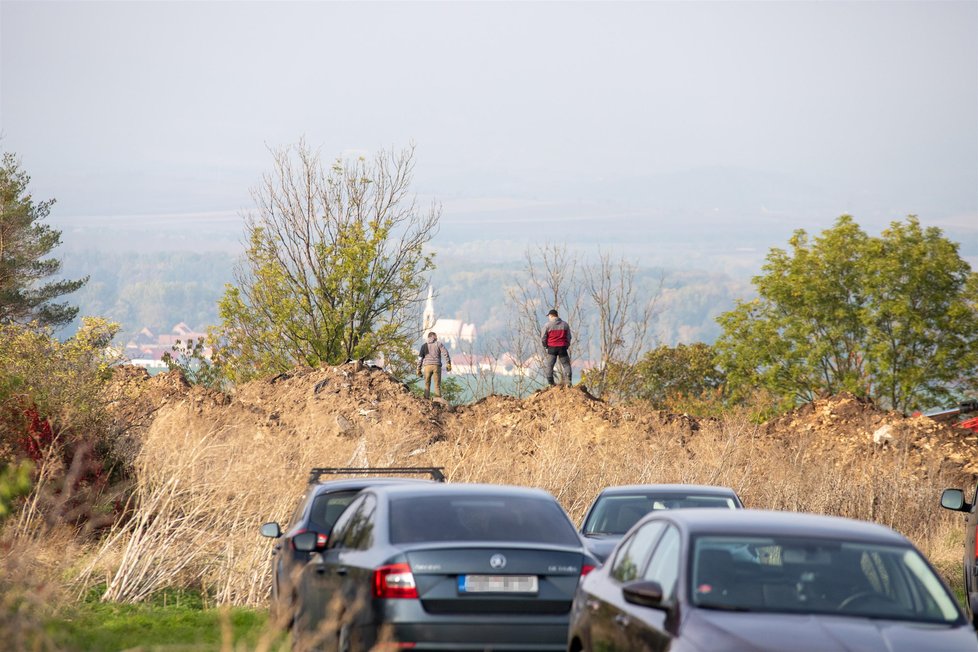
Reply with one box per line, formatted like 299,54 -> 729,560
941,488 -> 969,512
260,522 -> 282,538
293,531 -> 319,552
622,580 -> 665,609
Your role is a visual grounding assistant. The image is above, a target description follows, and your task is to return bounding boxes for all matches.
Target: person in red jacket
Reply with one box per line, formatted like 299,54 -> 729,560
541,309 -> 572,386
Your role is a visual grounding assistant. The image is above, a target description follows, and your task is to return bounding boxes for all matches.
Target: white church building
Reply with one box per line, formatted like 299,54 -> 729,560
422,286 -> 477,350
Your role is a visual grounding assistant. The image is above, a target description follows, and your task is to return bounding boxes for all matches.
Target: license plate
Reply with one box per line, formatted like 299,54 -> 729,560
458,574 -> 539,594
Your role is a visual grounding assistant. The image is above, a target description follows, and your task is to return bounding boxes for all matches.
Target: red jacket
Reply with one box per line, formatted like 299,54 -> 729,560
541,318 -> 572,349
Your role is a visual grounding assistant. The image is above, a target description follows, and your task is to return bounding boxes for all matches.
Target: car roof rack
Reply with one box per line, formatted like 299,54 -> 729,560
307,466 -> 446,484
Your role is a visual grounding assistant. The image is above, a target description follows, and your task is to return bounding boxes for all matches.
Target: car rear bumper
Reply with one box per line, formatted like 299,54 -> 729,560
376,601 -> 569,650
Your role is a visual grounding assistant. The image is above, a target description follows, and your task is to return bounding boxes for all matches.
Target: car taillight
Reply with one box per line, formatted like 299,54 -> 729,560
581,564 -> 596,578
373,563 -> 418,599
316,533 -> 328,549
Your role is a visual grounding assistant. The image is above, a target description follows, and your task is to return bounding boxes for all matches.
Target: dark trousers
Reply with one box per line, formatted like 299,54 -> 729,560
544,347 -> 571,385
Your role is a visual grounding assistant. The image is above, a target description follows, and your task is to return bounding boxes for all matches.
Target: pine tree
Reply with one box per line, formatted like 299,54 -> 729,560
0,152 -> 86,328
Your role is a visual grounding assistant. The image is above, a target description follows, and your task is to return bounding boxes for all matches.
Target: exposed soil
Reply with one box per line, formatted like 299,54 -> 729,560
107,365 -> 978,482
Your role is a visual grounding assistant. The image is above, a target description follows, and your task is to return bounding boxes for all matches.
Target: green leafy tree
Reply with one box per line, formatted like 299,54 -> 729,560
0,460 -> 32,520
0,318 -> 123,532
215,144 -> 439,383
635,343 -> 726,406
715,215 -> 978,412
586,342 -> 727,414
0,152 -> 87,328
161,338 -> 225,390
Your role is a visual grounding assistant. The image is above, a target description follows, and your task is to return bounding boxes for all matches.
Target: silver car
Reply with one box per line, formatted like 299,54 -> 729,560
580,484 -> 744,563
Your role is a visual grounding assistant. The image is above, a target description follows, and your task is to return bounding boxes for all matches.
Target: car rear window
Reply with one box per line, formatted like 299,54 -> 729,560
390,494 -> 580,546
584,493 -> 739,535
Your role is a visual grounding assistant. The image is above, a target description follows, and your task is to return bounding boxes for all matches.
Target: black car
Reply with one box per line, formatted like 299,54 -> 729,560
290,483 -> 598,651
259,467 -> 444,627
941,484 -> 978,620
569,509 -> 975,652
579,484 -> 744,563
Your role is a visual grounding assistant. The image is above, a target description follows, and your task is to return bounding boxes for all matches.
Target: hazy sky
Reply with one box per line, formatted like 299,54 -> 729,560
2,1 -> 976,256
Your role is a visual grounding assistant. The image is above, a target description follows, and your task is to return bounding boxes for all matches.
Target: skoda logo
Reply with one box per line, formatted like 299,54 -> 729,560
489,554 -> 507,569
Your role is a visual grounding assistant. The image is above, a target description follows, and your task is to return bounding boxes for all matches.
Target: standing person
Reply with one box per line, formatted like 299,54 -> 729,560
417,332 -> 452,399
541,309 -> 572,386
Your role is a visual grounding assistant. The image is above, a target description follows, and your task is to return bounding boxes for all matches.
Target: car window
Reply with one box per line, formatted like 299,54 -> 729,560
287,492 -> 310,529
328,494 -> 366,549
643,525 -> 680,600
308,490 -> 359,533
332,494 -> 377,551
389,494 -> 580,545
583,493 -> 738,535
610,521 -> 666,583
689,536 -> 963,624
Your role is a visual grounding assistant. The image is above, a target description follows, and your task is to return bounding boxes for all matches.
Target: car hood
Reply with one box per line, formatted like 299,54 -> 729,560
582,535 -> 621,563
684,609 -> 977,652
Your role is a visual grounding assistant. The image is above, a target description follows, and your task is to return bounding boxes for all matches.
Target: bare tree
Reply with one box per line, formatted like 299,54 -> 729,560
215,142 -> 439,382
505,244 -> 589,393
582,251 -> 662,399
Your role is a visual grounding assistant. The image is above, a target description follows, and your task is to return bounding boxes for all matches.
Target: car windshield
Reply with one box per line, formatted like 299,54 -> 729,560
390,494 -> 581,546
582,493 -> 738,535
691,536 -> 962,625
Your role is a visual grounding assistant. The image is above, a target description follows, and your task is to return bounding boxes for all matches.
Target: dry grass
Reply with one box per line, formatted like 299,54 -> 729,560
63,378 -> 967,608
0,532 -> 71,652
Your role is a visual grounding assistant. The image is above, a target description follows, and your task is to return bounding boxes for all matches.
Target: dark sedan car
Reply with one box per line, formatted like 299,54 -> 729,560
291,483 -> 597,651
259,467 -> 443,627
580,484 -> 744,563
940,485 -> 978,620
569,509 -> 975,652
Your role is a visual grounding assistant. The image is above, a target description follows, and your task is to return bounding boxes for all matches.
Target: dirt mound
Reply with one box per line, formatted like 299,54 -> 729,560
107,370 -> 978,481
453,385 -> 699,447
762,392 -> 978,478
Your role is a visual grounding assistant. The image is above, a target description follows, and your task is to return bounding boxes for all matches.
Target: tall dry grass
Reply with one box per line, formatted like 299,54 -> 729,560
71,391 -> 966,607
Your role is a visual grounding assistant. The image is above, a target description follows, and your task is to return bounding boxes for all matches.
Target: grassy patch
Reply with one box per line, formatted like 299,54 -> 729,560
45,589 -> 286,652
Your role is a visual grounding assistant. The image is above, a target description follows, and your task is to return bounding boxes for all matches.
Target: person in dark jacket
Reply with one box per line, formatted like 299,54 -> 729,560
541,309 -> 572,386
417,332 -> 452,399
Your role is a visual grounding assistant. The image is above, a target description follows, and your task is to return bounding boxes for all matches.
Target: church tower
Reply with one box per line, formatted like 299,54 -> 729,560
422,285 -> 435,333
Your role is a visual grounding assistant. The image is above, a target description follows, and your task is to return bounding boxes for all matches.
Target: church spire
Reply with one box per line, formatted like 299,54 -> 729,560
422,285 -> 435,333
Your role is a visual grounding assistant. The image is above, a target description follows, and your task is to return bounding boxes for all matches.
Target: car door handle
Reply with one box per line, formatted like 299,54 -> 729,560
586,599 -> 600,612
335,566 -> 349,576
615,614 -> 630,628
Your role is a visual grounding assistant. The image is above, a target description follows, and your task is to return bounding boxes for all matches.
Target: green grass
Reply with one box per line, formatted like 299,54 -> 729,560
45,589 -> 287,652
